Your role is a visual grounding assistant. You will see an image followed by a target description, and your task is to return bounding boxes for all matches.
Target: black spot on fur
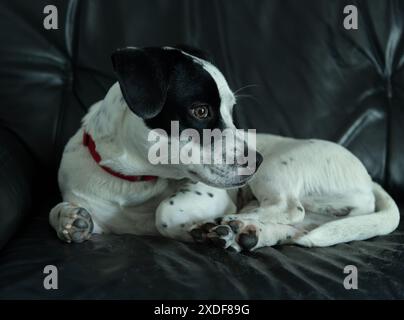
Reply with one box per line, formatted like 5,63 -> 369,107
297,206 -> 303,212
195,191 -> 202,195
169,200 -> 174,205
207,192 -> 214,197
162,223 -> 168,228
281,161 -> 288,165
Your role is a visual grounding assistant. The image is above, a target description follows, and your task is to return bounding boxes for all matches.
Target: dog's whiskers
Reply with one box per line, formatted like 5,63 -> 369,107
233,84 -> 259,95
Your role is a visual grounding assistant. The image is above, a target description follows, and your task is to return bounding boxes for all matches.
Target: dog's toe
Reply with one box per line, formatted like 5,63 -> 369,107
213,225 -> 231,236
208,225 -> 235,248
200,222 -> 217,233
190,222 -> 218,244
209,236 -> 227,248
228,220 -> 243,233
237,231 -> 258,251
190,228 -> 206,243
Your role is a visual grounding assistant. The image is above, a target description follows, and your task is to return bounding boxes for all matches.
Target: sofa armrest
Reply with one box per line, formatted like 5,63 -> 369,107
0,127 -> 36,250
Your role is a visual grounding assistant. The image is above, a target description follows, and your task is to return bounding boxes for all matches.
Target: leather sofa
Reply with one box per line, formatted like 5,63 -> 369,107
0,0 -> 403,299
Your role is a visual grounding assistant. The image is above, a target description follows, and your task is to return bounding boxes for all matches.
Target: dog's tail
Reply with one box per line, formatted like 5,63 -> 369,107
295,182 -> 400,247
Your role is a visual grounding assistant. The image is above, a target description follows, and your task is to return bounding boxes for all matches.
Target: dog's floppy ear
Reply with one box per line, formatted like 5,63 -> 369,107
111,47 -> 168,119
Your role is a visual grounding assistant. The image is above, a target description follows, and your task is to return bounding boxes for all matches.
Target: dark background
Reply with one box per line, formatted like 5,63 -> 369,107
0,0 -> 403,299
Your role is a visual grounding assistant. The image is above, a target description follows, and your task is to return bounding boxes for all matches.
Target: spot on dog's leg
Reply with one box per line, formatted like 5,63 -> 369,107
207,192 -> 214,197
297,206 -> 304,212
195,191 -> 202,196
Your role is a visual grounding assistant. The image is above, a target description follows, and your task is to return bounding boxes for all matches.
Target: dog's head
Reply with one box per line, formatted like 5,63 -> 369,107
112,46 -> 262,188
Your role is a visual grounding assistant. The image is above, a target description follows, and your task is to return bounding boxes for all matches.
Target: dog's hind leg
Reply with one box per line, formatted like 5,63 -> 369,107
301,191 -> 375,218
294,183 -> 399,247
49,202 -> 94,243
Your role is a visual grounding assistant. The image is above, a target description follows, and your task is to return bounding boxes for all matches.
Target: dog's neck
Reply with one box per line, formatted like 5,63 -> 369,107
82,83 -> 187,181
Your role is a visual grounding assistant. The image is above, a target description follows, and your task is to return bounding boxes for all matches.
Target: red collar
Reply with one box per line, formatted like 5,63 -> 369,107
83,132 -> 157,182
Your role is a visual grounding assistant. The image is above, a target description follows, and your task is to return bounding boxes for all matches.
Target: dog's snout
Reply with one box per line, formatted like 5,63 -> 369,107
255,152 -> 263,170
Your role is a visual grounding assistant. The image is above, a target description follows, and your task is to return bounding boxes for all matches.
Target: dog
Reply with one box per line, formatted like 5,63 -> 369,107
49,46 -> 400,252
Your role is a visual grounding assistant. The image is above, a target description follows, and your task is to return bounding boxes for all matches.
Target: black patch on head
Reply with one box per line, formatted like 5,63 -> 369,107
112,46 -> 228,139
112,47 -> 168,119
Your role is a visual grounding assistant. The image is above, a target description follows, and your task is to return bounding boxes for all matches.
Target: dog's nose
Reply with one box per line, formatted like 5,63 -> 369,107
255,152 -> 263,170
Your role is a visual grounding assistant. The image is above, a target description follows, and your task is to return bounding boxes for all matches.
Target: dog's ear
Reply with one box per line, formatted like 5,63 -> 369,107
173,44 -> 212,62
111,47 -> 168,119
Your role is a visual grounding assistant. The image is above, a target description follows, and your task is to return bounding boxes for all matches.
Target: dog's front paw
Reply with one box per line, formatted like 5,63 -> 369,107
208,219 -> 258,252
55,205 -> 94,243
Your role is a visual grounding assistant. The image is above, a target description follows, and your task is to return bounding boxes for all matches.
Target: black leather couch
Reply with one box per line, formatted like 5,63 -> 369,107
0,0 -> 403,299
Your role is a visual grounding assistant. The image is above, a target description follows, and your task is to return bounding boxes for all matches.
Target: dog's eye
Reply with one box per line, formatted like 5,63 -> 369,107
190,104 -> 210,120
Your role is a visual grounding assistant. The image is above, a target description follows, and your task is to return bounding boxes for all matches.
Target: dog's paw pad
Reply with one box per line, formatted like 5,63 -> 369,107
200,222 -> 217,233
213,225 -> 231,236
190,228 -> 207,243
58,207 -> 93,244
228,220 -> 243,233
190,222 -> 218,243
208,225 -> 235,248
209,236 -> 227,248
237,231 -> 258,250
72,218 -> 89,229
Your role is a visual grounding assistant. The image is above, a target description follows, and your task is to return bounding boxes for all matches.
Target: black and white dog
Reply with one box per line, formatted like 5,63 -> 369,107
49,46 -> 399,252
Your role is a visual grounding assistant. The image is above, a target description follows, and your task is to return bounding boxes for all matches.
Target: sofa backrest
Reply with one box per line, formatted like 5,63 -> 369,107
1,0 -> 403,199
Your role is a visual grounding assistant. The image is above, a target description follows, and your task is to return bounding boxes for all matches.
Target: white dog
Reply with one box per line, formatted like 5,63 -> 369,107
49,46 -> 400,252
